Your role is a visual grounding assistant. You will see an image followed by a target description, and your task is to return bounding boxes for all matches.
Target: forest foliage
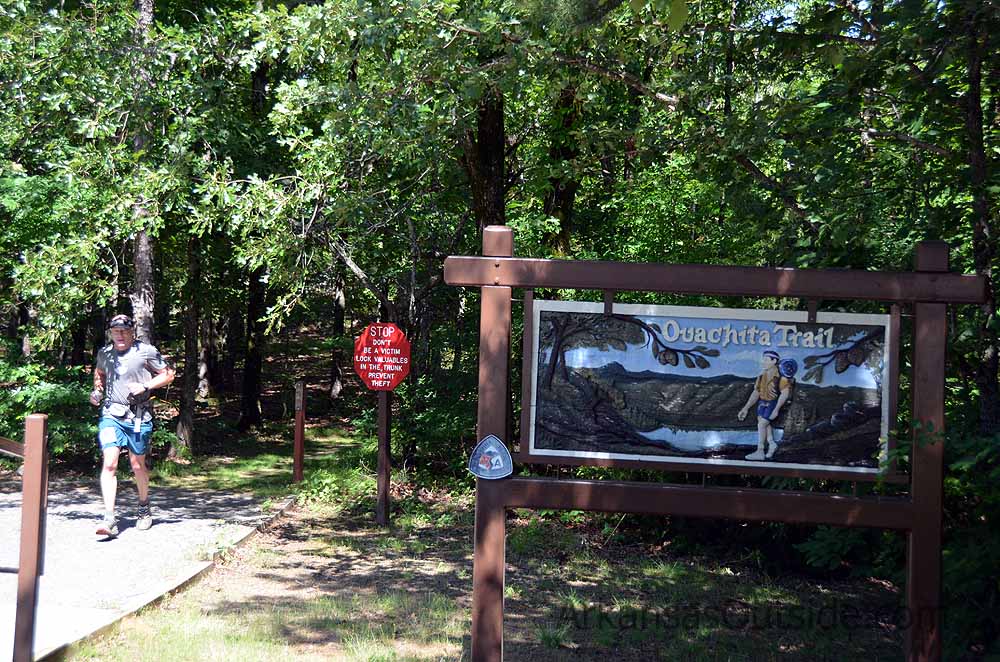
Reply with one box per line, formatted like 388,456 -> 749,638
1,0 -> 998,654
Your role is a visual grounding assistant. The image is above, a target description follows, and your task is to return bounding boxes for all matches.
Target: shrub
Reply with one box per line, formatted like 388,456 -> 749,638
0,358 -> 95,466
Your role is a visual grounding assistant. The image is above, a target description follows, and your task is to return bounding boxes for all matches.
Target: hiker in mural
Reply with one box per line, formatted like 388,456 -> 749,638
737,351 -> 795,460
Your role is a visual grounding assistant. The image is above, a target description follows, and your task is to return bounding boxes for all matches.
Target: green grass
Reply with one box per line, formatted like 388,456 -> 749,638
501,513 -> 902,660
535,622 -> 572,649
150,423 -> 382,507
70,589 -> 466,662
73,412 -> 905,661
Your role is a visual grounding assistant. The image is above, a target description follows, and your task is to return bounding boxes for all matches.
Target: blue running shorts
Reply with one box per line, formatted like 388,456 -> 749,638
756,399 -> 778,421
98,417 -> 152,455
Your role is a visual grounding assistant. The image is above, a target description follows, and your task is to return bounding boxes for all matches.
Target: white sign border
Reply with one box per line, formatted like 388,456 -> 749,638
527,300 -> 892,475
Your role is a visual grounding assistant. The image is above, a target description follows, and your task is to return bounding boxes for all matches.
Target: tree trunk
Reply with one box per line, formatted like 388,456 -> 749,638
332,279 -> 346,337
129,0 -> 155,345
965,18 -> 1000,434
329,348 -> 343,400
622,63 -> 653,182
234,56 -> 270,430
724,0 -> 735,117
238,266 -> 265,431
251,61 -> 270,116
153,240 -> 171,341
130,230 -> 156,344
4,286 -> 18,341
174,236 -> 200,455
17,302 -> 30,358
451,293 -> 466,376
221,304 -> 243,393
462,86 -> 506,230
70,314 -> 88,365
198,316 -> 219,398
544,85 -> 581,255
91,307 -> 108,357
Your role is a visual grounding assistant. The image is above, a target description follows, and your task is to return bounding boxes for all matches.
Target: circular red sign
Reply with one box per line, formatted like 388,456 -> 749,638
353,323 -> 411,391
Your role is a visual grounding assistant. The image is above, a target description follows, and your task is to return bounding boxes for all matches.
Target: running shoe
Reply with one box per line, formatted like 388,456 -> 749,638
136,502 -> 153,531
96,516 -> 119,537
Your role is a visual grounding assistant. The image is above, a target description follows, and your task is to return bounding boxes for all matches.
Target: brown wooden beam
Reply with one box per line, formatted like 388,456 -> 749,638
473,478 -> 506,662
0,436 -> 24,459
293,380 -> 305,483
444,256 -> 986,304
472,226 -> 513,662
906,242 -> 947,661
499,477 -> 914,530
516,290 -> 534,461
14,414 -> 47,662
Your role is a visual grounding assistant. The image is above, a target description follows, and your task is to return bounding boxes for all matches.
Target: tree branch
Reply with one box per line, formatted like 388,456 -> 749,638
328,235 -> 396,321
835,0 -> 879,37
436,19 -> 815,235
550,54 -> 679,110
865,130 -> 955,158
731,154 -> 819,234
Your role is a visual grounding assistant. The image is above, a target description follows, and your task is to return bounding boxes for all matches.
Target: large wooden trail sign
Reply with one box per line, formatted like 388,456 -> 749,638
444,225 -> 986,662
354,322 -> 411,525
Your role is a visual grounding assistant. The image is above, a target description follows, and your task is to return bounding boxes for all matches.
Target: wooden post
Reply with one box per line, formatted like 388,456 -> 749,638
293,380 -> 305,483
376,390 -> 391,526
14,414 -> 48,662
907,241 -> 948,661
472,226 -> 513,662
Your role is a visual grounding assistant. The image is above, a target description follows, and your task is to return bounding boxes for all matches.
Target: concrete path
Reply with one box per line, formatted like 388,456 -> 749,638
0,476 -> 289,660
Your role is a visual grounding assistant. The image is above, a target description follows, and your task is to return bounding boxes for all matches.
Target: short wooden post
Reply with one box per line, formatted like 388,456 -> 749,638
906,241 -> 948,661
376,391 -> 392,526
293,380 -> 305,483
472,225 -> 513,662
14,414 -> 48,662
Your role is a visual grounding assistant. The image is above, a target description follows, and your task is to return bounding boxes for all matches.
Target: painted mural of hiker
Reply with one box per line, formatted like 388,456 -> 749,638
737,351 -> 796,460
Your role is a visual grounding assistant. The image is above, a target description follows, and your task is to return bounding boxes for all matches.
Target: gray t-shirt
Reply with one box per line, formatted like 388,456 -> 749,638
96,341 -> 167,423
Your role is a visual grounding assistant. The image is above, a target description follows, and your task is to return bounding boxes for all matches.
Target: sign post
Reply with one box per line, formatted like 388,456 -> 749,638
353,322 -> 411,525
293,380 -> 305,483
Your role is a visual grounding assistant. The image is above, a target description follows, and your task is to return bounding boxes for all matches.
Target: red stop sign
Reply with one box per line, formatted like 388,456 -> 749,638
354,323 -> 411,391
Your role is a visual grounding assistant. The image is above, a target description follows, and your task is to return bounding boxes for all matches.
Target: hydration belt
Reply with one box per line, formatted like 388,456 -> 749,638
105,402 -> 146,433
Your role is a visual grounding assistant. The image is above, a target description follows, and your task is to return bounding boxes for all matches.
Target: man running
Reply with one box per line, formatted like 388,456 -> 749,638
89,314 -> 175,537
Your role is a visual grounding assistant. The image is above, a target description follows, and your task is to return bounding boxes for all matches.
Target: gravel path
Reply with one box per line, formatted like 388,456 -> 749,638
0,475 -> 281,660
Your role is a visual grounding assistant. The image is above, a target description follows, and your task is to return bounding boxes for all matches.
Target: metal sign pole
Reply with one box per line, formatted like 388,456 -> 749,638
376,390 -> 392,526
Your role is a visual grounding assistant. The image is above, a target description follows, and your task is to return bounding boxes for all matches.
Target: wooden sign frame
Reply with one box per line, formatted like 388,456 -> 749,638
1,414 -> 49,662
444,226 -> 986,662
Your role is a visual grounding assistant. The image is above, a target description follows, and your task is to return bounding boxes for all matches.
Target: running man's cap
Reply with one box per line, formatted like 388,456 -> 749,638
763,350 -> 780,361
108,314 -> 134,329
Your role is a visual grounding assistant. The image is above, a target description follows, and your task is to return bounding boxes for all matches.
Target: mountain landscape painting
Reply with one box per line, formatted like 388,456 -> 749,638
527,301 -> 892,474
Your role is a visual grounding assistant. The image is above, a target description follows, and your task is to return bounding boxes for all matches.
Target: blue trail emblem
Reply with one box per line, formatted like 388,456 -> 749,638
468,435 -> 513,479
